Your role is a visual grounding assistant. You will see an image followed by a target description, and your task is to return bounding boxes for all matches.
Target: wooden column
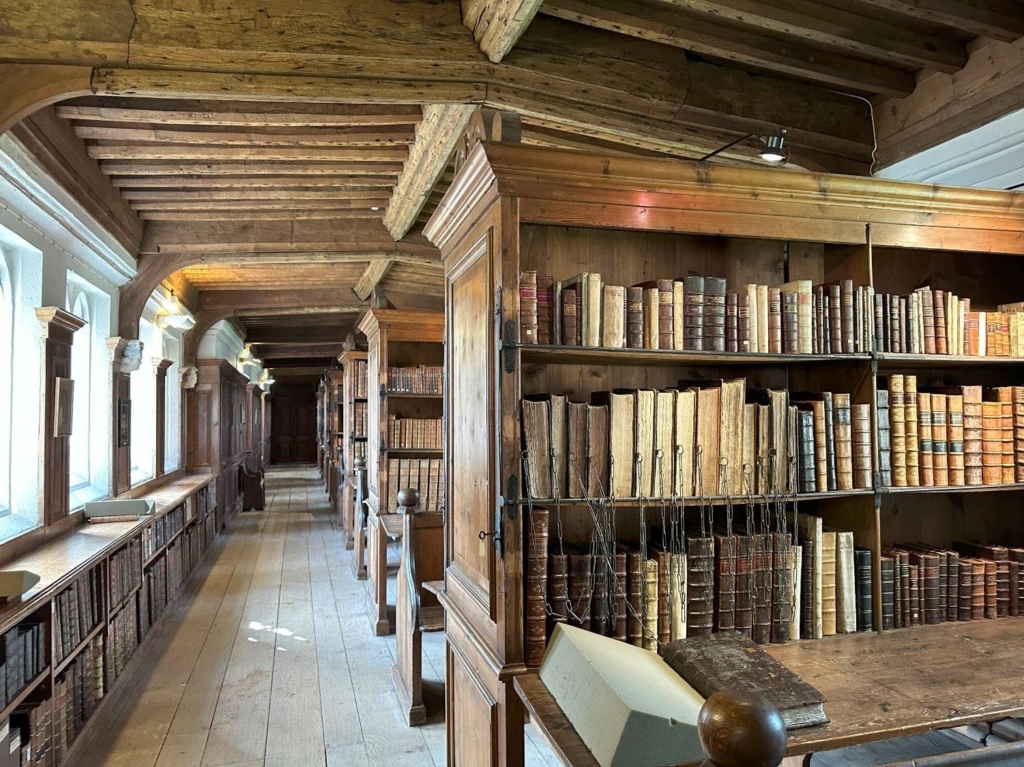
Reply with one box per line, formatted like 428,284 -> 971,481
36,308 -> 86,526
154,358 -> 174,478
106,336 -> 142,496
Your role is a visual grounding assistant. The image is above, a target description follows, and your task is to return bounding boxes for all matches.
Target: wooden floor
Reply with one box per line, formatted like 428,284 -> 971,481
77,465 -> 557,767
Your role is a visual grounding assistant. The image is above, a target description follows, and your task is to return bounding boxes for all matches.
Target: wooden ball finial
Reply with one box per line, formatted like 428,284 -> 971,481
697,691 -> 786,767
354,457 -> 366,469
397,488 -> 420,509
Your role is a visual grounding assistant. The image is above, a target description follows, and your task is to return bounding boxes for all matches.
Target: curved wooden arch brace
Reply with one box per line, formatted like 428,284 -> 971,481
182,308 -> 233,369
0,64 -> 94,136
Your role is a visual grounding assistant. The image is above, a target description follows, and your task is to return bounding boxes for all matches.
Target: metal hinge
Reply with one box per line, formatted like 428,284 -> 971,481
379,383 -> 387,399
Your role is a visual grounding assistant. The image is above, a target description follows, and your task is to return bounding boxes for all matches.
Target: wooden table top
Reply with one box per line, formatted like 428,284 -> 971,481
516,618 -> 1024,765
0,473 -> 215,631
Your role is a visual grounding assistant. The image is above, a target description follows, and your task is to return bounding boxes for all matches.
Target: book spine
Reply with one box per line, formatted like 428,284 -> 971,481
736,292 -> 751,353
855,548 -> 873,632
852,403 -> 872,489
984,560 -> 997,619
524,509 -> 549,667
714,536 -> 737,632
655,552 -> 671,646
725,293 -> 738,353
935,289 -> 947,354
658,279 -> 674,351
1015,387 -> 1024,482
921,288 -> 935,354
800,540 -> 815,638
982,400 -> 1003,485
613,552 -> 628,642
704,277 -> 727,353
963,385 -> 984,485
814,285 -> 824,354
877,390 -> 891,487
1002,396 -> 1015,484
561,288 -> 579,347
881,555 -> 895,629
823,392 -> 837,491
768,288 -> 782,354
683,277 -> 705,352
567,553 -> 593,629
829,284 -> 843,355
626,552 -> 644,647
834,393 -> 853,491
918,392 -> 934,486
841,280 -> 854,353
519,271 -> 538,345
771,533 -> 791,643
750,533 -> 773,644
996,560 -> 1010,618
548,553 -> 569,633
798,410 -> 816,493
782,291 -> 799,354
821,533 -> 837,636
890,376 -> 907,487
537,275 -> 553,345
643,287 -> 659,350
905,375 -> 920,487
934,393 -> 950,487
686,537 -> 715,637
643,558 -> 659,651
733,536 -> 752,638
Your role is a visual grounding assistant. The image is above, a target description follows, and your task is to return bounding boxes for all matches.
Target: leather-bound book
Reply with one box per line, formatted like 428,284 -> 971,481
834,531 -> 856,633
839,280 -> 854,353
934,289 -> 947,353
880,554 -> 895,630
984,560 -> 997,619
567,550 -> 593,629
947,394 -> 965,486
736,291 -> 751,353
567,402 -> 588,498
613,551 -> 628,641
900,296 -> 909,353
945,549 -> 960,622
889,376 -> 907,487
520,270 -> 538,345
822,290 -> 832,354
683,276 -> 705,352
801,540 -> 815,638
779,280 -> 813,353
719,379 -> 746,496
1011,549 -> 1024,611
873,292 -> 885,353
525,508 -> 550,667
908,559 -> 921,626
653,391 -> 676,498
634,389 -> 656,498
691,384 -> 721,497
933,393 -> 950,487
725,293 -> 738,353
876,390 -> 892,487
673,280 -> 685,351
586,404 -> 610,499
833,393 -> 853,491
661,632 -> 828,730
961,385 -> 984,485
768,288 -> 783,354
851,403 -> 872,489
642,287 -> 659,350
771,533 -> 792,643
981,400 -> 1003,485
918,392 -> 934,486
820,531 -> 837,636
674,389 -> 697,498
738,284 -> 759,353
643,558 -> 659,651
751,532 -> 774,644
601,285 -> 626,349
909,551 -> 941,624
625,549 -> 645,647
1009,560 -> 1020,617
590,554 -> 609,637
686,535 -> 715,637
756,284 -> 769,354
537,275 -> 554,345
789,544 -> 802,640
822,391 -> 837,491
521,397 -> 553,499
713,533 -> 737,632
905,375 -> 920,487
958,559 -> 974,621
920,288 -> 936,354
814,285 -> 824,354
654,549 -> 672,647
703,277 -> 727,353
562,287 -> 579,346
854,547 -> 873,632
658,279 -> 674,351
591,390 -> 635,499
995,560 -> 1010,618
792,399 -> 826,492
548,552 -> 569,633
732,534 -> 752,639
782,291 -> 799,354
1013,387 -> 1024,482
626,286 -> 644,349
792,512 -> 823,639
998,389 -> 1015,483
670,551 -> 687,640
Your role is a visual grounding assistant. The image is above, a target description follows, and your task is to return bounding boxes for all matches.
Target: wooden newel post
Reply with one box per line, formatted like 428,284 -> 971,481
697,691 -> 787,767
352,456 -> 369,581
397,488 -> 420,515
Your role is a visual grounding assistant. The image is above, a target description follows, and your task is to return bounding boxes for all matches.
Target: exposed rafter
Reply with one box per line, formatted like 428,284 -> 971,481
858,0 -> 1024,44
462,0 -> 545,63
353,260 -> 396,301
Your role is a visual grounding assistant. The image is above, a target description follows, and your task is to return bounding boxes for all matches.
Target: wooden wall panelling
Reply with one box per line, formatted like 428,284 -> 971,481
339,350 -> 368,544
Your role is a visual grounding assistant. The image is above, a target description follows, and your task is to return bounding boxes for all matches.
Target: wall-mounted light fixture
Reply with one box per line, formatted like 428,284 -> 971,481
699,129 -> 789,165
155,290 -> 196,330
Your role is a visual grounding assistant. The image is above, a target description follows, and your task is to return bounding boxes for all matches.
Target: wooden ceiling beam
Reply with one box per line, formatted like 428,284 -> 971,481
539,0 -> 916,96
857,0 -> 1024,44
656,0 -> 966,73
253,343 -> 346,359
383,104 -> 476,239
55,103 -> 422,126
122,189 -> 390,201
99,161 -> 406,176
198,288 -> 364,313
352,259 -> 396,301
138,209 -> 385,221
111,176 -> 398,189
72,126 -> 417,146
462,0 -> 545,63
130,199 -> 390,211
86,145 -> 410,162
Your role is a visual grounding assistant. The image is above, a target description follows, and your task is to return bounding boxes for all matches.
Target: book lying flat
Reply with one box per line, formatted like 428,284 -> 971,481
661,630 -> 828,730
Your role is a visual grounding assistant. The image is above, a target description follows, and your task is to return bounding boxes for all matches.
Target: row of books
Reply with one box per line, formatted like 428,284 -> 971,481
873,290 -> 1024,357
192,480 -> 216,520
109,538 -> 141,615
1,623 -> 46,707
142,505 -> 184,561
877,378 -> 1024,487
387,416 -> 442,450
3,699 -> 51,767
53,566 -> 104,664
521,384 -> 872,501
353,441 -> 367,462
106,595 -> 139,688
353,401 -> 368,438
525,509 -> 869,666
353,359 -> 368,399
881,542 -> 1024,629
144,542 -> 185,629
387,365 -> 442,395
53,635 -> 103,763
385,458 -> 444,513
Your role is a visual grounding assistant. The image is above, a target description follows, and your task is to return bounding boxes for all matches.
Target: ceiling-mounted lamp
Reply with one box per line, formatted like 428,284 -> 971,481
155,291 -> 196,330
699,128 -> 789,165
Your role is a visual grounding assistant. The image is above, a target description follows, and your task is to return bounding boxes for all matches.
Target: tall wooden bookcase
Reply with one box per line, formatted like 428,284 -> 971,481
324,369 -> 344,508
357,309 -> 444,635
424,142 -> 1024,766
338,349 -> 368,543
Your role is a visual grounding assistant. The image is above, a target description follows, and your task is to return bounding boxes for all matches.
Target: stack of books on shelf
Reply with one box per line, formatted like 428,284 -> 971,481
524,509 -> 871,666
354,360 -> 368,398
109,539 -> 141,613
881,542 -> 1024,629
142,505 -> 184,561
1,622 -> 47,706
521,383 -> 872,501
878,377 -> 1024,487
387,416 -> 442,450
385,458 -> 444,513
387,366 -> 443,394
5,697 -> 53,767
53,566 -> 104,664
353,401 -> 368,438
873,290 -> 1024,356
106,593 -> 139,686
53,635 -> 104,761
520,271 -> 878,354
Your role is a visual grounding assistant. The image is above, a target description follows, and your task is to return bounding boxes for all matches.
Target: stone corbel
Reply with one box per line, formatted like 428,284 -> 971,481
107,337 -> 144,374
180,365 -> 199,389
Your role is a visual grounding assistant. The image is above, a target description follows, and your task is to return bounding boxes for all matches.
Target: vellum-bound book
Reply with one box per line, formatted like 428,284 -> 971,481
539,624 -> 705,767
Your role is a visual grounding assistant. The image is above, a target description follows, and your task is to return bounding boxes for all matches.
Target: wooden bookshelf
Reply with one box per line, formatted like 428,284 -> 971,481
424,142 -> 1024,764
357,309 -> 444,635
338,349 -> 368,546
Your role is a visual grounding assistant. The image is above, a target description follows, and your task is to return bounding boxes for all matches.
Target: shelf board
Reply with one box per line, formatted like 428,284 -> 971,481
107,583 -> 142,620
882,482 -> 1024,496
386,448 -> 443,455
0,667 -> 50,720
386,392 -> 443,399
518,344 -> 869,367
875,352 -> 1024,368
54,621 -> 105,676
509,489 -> 874,507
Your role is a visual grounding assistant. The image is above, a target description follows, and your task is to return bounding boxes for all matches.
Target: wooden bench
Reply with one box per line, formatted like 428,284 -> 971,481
350,458 -> 369,580
391,488 -> 444,726
365,492 -> 404,636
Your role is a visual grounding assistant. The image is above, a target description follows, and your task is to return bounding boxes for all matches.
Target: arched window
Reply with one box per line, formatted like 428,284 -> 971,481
0,249 -> 12,516
68,290 -> 92,491
130,317 -> 163,484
